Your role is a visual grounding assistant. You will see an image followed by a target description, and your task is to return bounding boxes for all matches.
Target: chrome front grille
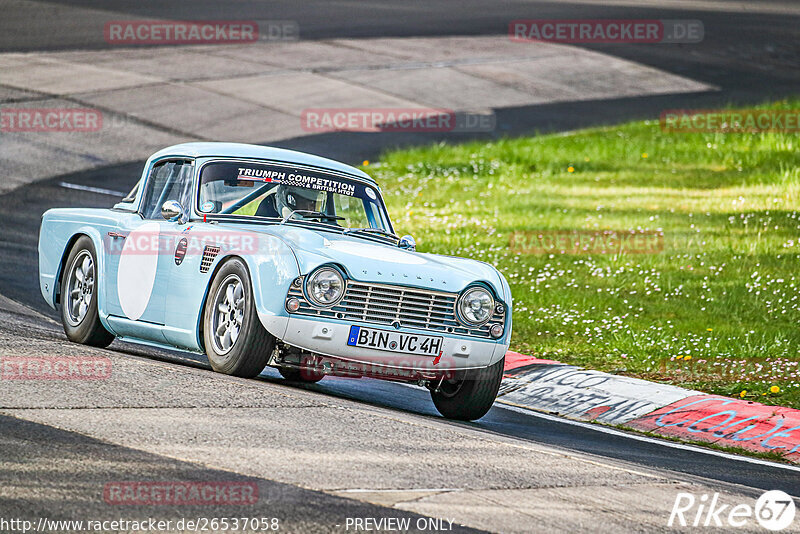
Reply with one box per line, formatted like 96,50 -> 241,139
286,280 -> 505,339
200,245 -> 220,273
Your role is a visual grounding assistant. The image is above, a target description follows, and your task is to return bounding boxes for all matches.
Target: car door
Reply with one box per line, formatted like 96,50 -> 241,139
104,159 -> 194,334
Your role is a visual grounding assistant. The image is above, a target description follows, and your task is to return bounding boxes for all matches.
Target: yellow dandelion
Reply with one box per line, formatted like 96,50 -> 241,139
707,328 -> 713,332
684,355 -> 692,361
675,355 -> 683,360
362,160 -> 369,166
567,166 -> 575,173
770,385 -> 780,394
642,153 -> 648,158
739,390 -> 747,398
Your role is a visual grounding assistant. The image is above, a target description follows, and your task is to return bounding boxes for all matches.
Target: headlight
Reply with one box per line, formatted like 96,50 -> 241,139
306,267 -> 345,307
458,287 -> 494,326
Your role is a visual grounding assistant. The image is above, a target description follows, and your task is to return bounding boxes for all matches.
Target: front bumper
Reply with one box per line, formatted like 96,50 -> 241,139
279,316 -> 508,372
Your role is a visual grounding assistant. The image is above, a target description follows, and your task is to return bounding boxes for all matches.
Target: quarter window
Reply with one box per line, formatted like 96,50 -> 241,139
140,160 -> 194,219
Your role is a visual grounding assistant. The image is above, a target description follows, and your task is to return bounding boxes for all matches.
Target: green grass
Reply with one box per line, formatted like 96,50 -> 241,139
365,99 -> 800,409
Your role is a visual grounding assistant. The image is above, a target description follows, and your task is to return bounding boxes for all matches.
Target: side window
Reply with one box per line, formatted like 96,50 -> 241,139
140,161 -> 193,219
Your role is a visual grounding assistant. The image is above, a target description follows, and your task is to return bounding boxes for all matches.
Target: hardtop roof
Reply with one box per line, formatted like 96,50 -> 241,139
149,142 -> 375,184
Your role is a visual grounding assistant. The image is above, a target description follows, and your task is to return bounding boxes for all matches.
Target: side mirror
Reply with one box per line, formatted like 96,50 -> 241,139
161,200 -> 183,221
398,235 -> 416,251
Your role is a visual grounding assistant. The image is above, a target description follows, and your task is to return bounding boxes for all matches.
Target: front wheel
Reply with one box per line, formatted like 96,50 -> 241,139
203,259 -> 274,378
430,357 -> 504,421
60,236 -> 114,347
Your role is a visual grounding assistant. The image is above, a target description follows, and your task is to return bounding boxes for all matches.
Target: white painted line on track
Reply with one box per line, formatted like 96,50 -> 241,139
59,181 -> 125,196
496,401 -> 800,473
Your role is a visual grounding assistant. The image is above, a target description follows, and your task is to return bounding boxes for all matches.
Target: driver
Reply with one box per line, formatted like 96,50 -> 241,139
275,185 -> 321,218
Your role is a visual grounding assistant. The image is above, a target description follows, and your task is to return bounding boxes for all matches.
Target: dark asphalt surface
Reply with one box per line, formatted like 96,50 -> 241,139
0,414 -> 482,533
1,1 -> 799,164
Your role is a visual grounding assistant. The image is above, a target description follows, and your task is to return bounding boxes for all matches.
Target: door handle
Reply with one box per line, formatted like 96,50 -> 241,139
107,232 -> 127,239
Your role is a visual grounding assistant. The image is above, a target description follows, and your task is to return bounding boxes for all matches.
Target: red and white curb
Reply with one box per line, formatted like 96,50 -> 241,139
500,352 -> 800,461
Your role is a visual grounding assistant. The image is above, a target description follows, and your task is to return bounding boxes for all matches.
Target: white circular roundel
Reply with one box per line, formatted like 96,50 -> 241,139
755,490 -> 795,531
117,222 -> 160,320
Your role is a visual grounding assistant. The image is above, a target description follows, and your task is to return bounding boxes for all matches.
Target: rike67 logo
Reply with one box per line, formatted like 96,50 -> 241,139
669,490 -> 796,531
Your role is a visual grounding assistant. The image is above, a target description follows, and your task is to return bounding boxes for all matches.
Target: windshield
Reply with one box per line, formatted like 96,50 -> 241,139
197,161 -> 392,232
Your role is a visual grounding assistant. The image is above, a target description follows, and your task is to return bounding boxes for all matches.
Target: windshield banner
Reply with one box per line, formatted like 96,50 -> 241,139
235,166 -> 357,196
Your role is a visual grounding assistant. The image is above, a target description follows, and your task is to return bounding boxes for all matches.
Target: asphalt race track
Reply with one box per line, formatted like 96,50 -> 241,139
1,1 -> 800,532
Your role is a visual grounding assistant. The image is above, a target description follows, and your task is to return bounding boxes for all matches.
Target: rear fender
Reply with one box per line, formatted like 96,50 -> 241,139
42,225 -> 115,334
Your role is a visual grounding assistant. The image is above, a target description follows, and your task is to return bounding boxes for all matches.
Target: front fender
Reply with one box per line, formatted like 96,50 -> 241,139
193,232 -> 300,346
245,237 -> 300,340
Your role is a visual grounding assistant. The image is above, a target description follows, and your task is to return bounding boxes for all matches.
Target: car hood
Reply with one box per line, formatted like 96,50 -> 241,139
239,224 -> 507,299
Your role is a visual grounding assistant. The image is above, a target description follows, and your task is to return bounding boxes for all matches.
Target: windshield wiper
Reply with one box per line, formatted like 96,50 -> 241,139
344,227 -> 398,239
281,210 -> 345,225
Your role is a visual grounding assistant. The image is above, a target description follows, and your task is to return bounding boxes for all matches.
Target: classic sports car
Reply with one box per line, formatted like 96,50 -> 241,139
38,143 -> 512,420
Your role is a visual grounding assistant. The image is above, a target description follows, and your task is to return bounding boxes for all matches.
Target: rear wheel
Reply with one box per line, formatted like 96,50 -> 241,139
430,357 -> 504,421
203,259 -> 274,378
60,236 -> 114,347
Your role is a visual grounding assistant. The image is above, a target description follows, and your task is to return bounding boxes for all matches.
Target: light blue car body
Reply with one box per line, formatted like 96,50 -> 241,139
39,143 -> 511,371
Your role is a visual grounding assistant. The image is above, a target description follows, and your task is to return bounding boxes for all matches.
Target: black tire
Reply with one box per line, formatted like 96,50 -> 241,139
203,258 -> 274,378
60,236 -> 115,348
430,357 -> 505,421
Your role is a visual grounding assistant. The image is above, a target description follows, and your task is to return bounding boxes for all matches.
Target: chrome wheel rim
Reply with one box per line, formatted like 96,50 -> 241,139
65,250 -> 94,326
211,274 -> 245,355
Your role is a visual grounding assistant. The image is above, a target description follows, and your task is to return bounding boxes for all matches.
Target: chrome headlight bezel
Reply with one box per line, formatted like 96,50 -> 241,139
456,286 -> 495,327
304,267 -> 346,307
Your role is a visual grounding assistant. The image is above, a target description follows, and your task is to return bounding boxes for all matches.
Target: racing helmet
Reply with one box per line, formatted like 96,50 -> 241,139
275,185 -> 320,218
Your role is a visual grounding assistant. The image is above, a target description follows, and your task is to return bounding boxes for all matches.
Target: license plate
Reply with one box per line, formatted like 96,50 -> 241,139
347,325 -> 443,356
